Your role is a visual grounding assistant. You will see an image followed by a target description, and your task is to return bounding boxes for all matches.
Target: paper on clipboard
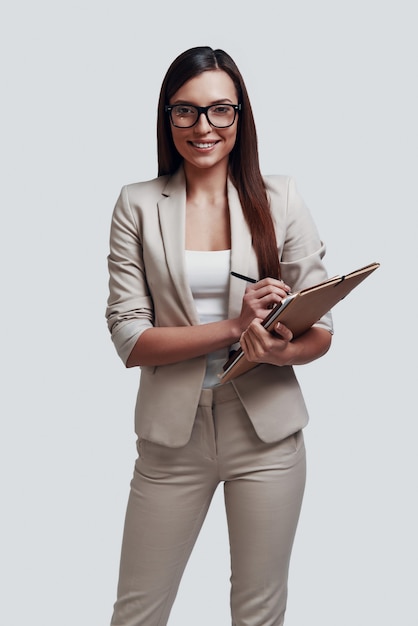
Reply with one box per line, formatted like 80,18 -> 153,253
220,261 -> 380,383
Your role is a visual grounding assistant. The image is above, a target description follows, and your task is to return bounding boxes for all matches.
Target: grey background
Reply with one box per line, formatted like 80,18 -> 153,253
1,1 -> 416,624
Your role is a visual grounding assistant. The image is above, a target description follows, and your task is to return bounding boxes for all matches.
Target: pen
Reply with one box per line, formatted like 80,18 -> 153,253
230,271 -> 293,295
230,271 -> 257,283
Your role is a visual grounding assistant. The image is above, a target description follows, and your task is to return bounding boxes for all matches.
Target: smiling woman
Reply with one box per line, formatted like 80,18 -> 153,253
106,45 -> 333,626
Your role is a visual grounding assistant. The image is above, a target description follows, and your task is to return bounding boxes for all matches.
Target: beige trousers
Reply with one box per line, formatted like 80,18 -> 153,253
110,383 -> 306,626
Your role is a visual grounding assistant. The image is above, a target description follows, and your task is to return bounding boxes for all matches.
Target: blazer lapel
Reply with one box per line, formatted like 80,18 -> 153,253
157,168 -> 200,326
157,169 -> 257,325
227,178 -> 258,319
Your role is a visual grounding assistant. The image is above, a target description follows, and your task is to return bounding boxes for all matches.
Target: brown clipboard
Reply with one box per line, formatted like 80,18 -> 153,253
220,261 -> 380,384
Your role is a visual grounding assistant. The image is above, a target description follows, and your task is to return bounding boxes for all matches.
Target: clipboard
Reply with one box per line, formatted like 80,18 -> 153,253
220,261 -> 380,384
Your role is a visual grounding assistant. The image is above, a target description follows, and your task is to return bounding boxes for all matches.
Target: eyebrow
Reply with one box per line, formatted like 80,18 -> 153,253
170,98 -> 234,106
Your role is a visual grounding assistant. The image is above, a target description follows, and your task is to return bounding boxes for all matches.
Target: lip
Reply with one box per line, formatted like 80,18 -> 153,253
188,140 -> 218,150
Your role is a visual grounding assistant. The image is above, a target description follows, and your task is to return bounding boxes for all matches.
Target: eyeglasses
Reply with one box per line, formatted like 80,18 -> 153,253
165,103 -> 241,128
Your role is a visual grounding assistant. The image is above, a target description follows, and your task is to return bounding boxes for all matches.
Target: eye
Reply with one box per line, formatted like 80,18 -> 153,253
210,105 -> 232,115
173,105 -> 196,117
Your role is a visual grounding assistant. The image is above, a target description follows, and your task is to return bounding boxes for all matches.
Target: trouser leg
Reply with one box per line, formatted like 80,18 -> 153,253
110,401 -> 219,626
214,387 -> 306,626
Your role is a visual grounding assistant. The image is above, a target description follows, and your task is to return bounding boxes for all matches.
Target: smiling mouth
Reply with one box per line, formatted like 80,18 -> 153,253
190,141 -> 217,149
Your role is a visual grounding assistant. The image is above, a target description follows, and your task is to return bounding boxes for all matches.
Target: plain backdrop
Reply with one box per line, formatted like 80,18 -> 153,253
1,1 -> 416,625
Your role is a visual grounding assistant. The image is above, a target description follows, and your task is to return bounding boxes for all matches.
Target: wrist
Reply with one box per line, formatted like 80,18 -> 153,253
228,317 -> 243,344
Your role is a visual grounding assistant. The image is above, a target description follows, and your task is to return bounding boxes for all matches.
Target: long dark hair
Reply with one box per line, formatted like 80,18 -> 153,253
157,46 -> 280,280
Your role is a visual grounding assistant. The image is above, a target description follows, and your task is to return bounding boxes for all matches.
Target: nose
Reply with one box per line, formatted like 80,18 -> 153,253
193,112 -> 212,133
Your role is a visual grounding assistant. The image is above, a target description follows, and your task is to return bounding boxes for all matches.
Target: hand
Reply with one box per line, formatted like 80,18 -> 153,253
236,277 -> 291,333
239,319 -> 294,366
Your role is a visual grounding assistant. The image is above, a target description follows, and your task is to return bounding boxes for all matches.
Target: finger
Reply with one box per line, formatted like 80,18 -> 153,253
273,322 -> 293,342
241,321 -> 273,357
255,277 -> 292,293
240,331 -> 264,362
245,289 -> 289,312
280,279 -> 292,293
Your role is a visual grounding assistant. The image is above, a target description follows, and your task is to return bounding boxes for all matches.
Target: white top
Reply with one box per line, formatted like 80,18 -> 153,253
185,249 -> 231,388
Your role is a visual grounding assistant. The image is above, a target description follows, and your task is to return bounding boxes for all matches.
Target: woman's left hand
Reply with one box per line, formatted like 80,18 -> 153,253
239,319 -> 295,367
239,322 -> 332,367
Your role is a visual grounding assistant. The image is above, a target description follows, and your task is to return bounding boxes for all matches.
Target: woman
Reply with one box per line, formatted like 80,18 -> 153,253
106,46 -> 333,626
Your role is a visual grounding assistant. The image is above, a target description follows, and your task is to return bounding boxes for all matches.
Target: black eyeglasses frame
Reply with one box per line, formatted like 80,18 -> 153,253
165,103 -> 242,129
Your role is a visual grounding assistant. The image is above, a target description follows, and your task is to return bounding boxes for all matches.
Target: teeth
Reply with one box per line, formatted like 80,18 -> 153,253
193,142 -> 215,148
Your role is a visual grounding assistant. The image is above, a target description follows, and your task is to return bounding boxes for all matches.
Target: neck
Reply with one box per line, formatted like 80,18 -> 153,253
183,160 -> 229,202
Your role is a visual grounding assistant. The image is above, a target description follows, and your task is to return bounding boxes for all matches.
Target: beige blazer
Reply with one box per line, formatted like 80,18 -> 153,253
106,167 -> 333,447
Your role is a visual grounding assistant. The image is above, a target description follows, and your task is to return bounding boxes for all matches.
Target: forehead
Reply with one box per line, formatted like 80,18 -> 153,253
171,70 -> 238,104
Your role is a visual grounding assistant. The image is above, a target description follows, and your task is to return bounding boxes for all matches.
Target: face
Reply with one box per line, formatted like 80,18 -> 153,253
168,70 -> 239,173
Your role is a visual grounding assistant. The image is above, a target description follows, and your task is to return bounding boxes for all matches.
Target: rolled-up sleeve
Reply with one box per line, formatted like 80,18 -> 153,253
277,177 -> 334,335
106,186 -> 154,365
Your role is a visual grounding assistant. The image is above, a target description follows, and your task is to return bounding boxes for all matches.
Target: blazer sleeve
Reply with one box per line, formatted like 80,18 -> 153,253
106,186 -> 154,365
267,176 -> 333,334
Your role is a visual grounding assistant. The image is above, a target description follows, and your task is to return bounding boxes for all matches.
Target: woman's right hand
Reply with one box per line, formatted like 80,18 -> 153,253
236,277 -> 292,334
